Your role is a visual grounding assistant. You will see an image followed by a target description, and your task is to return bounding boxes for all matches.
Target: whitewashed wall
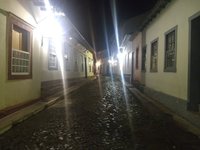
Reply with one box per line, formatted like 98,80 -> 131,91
0,0 -> 41,110
41,38 -> 94,82
144,0 -> 200,100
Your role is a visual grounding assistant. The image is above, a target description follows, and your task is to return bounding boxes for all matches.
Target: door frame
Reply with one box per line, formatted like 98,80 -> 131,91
187,11 -> 200,111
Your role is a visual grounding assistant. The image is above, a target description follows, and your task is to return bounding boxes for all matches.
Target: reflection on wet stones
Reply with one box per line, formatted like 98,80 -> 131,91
1,77 -> 198,149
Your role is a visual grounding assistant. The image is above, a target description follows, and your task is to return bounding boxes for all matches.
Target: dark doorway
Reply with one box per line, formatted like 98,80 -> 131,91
85,57 -> 87,78
188,14 -> 200,111
131,52 -> 134,84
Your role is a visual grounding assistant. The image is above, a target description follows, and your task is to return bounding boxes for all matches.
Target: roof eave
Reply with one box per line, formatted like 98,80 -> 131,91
140,0 -> 172,31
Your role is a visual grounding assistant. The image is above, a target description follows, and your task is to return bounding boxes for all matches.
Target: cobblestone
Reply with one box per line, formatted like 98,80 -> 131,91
0,76 -> 199,150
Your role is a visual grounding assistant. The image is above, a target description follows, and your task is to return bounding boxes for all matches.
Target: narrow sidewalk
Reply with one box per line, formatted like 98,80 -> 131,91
124,82 -> 200,138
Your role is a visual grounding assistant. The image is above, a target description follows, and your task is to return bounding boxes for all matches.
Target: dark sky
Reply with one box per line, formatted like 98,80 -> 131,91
55,0 -> 158,51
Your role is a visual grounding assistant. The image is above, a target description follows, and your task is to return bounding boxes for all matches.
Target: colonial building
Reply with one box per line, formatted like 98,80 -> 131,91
0,0 -> 95,116
96,50 -> 110,75
119,0 -> 200,128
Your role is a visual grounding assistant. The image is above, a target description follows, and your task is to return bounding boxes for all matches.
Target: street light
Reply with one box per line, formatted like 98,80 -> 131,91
37,16 -> 63,38
117,50 -> 127,68
96,61 -> 101,68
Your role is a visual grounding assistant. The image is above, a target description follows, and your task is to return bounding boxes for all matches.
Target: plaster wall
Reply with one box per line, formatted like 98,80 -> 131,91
41,38 -> 94,82
0,0 -> 41,110
132,32 -> 142,82
144,0 -> 200,100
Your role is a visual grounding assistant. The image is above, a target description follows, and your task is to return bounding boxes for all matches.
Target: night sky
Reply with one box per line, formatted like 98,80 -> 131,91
55,0 -> 158,51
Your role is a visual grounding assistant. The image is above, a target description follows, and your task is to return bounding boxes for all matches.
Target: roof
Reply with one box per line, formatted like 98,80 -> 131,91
140,0 -> 171,30
120,12 -> 148,38
120,12 -> 148,45
120,0 -> 171,44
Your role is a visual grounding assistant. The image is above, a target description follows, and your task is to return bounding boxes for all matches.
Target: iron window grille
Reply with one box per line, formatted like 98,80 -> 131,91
12,49 -> 30,75
164,26 -> 177,72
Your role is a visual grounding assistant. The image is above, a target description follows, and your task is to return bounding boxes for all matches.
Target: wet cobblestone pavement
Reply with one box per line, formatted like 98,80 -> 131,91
0,76 -> 200,150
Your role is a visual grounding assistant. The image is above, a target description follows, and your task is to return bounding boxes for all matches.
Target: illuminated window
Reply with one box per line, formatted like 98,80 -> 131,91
7,13 -> 33,80
48,39 -> 58,70
164,26 -> 177,72
150,39 -> 158,72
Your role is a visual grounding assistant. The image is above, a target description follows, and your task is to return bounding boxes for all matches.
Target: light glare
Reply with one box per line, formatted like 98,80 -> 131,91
96,61 -> 101,67
37,16 -> 63,37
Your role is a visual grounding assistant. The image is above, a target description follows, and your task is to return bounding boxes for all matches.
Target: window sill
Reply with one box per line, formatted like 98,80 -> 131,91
164,67 -> 176,72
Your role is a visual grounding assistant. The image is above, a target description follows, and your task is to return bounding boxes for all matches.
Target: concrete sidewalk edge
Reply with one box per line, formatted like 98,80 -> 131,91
0,78 -> 94,135
126,85 -> 200,137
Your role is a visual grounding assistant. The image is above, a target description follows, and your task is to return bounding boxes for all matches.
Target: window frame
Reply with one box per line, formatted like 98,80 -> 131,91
7,13 -> 33,80
164,25 -> 178,72
48,38 -> 58,70
150,38 -> 158,72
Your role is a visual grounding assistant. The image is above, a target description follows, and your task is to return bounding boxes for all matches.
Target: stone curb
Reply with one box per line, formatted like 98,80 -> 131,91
125,85 -> 200,137
0,78 -> 94,135
0,102 -> 46,135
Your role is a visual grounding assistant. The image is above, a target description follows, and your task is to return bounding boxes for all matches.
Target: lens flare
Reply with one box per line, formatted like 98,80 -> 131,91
110,0 -> 134,134
37,0 -> 70,127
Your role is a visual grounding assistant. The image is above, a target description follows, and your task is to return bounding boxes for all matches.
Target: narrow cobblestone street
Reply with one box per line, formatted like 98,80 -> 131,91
0,77 -> 200,150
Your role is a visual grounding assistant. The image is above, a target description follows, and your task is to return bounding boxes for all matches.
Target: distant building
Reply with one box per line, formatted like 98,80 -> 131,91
96,50 -> 109,75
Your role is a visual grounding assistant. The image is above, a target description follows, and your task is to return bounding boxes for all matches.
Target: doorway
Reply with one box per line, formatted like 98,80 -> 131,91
85,57 -> 87,78
131,52 -> 134,84
188,13 -> 200,111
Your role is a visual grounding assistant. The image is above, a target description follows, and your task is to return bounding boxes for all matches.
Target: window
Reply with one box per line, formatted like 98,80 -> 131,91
150,39 -> 158,72
136,47 -> 139,69
48,39 -> 58,70
164,26 -> 177,72
7,13 -> 33,79
141,46 -> 146,71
